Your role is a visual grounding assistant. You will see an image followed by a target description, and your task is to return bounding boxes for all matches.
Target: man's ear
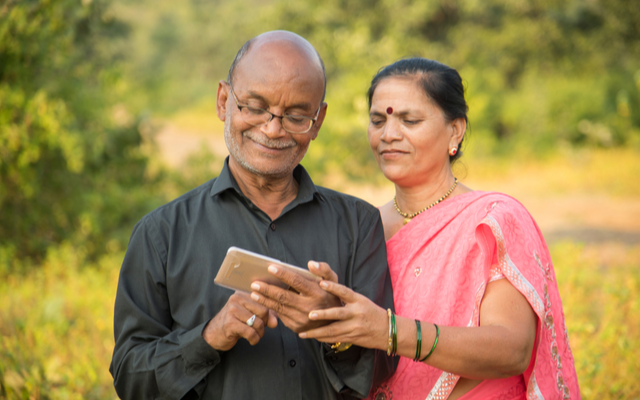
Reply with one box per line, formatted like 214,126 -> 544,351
216,80 -> 230,121
309,102 -> 328,141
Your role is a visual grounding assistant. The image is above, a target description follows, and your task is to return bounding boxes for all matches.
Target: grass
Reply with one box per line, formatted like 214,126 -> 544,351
0,245 -> 120,400
553,242 -> 640,399
1,243 -> 638,399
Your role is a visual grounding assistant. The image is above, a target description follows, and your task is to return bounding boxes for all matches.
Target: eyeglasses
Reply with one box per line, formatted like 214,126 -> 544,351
229,84 -> 320,134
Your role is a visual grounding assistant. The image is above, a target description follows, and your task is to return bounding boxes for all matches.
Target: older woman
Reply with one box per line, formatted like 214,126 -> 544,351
299,59 -> 580,400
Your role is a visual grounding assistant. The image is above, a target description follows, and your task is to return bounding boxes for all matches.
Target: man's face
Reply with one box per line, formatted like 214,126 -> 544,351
218,40 -> 326,179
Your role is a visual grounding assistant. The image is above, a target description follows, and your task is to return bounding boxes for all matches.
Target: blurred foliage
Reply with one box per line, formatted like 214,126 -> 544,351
3,0 -> 638,264
111,0 -> 640,181
0,0 -> 165,265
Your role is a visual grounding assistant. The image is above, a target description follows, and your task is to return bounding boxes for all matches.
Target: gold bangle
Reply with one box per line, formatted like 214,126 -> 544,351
387,308 -> 393,356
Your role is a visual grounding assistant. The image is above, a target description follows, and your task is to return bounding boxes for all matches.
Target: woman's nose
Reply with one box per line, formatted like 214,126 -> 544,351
380,119 -> 403,142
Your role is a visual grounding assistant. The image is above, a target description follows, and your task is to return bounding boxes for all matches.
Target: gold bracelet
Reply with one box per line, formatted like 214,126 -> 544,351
331,342 -> 353,352
387,308 -> 393,356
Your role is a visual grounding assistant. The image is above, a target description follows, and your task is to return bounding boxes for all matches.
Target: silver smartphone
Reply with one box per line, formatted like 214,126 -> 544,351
214,246 -> 321,294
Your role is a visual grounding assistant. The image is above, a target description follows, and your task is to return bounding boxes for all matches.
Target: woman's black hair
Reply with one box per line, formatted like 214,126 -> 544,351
367,57 -> 468,163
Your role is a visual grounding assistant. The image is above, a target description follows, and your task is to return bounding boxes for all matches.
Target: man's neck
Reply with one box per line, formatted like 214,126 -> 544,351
228,157 -> 300,221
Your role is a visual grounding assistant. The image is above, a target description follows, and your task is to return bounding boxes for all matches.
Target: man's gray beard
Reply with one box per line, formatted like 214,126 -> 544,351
224,118 -> 307,179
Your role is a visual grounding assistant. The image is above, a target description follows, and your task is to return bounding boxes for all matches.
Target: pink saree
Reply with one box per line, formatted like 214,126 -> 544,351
375,191 -> 579,400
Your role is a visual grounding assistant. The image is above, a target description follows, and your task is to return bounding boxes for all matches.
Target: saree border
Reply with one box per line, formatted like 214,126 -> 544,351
425,372 -> 459,400
482,216 -> 545,316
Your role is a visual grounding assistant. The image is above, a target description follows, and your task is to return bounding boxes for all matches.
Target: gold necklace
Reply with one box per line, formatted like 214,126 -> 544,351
394,178 -> 459,225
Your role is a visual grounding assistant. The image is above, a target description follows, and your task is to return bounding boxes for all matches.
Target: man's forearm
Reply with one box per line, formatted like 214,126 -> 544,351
111,321 -> 221,400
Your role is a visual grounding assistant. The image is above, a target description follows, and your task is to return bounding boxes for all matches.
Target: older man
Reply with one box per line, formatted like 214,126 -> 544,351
110,31 -> 395,400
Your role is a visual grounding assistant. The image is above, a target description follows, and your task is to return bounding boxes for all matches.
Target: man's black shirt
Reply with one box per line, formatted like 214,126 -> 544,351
110,159 -> 396,399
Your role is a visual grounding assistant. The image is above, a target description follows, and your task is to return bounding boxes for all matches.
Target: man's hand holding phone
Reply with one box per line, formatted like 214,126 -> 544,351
250,260 -> 341,333
202,292 -> 278,351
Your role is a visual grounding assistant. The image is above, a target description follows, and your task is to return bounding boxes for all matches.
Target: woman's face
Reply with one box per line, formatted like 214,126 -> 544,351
368,77 -> 461,188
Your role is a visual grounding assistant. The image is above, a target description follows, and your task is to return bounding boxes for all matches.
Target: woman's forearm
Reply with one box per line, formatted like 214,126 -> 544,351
302,278 -> 536,380
393,316 -> 532,379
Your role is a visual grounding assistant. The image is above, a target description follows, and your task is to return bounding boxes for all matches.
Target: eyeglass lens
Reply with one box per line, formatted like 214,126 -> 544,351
239,106 -> 313,133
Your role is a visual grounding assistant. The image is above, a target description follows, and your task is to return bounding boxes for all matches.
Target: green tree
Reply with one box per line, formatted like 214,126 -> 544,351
0,0 -> 164,267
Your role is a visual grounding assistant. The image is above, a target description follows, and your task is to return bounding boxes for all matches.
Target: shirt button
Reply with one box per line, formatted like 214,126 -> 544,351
289,359 -> 296,367
270,223 -> 276,231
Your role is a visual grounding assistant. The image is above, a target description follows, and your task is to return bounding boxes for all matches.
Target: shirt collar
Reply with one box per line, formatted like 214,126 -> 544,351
210,157 -> 324,204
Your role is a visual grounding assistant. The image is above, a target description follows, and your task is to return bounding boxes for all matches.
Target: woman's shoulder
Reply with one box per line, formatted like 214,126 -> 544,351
462,190 -> 530,212
467,191 -> 542,236
457,191 -> 536,225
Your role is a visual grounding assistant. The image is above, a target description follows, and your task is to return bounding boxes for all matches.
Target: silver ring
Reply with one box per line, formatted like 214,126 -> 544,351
246,314 -> 256,327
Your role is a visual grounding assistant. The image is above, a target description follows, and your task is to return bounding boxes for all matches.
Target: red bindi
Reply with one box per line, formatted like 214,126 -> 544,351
386,107 -> 393,115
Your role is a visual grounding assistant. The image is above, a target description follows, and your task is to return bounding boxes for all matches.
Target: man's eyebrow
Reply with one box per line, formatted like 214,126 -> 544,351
244,90 -> 269,104
245,90 -> 313,112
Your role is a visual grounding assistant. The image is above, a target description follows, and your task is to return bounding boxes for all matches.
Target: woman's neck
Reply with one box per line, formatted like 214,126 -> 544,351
394,173 -> 459,216
380,173 -> 474,241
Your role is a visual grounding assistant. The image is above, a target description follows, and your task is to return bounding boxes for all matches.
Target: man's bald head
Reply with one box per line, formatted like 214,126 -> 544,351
226,31 -> 326,102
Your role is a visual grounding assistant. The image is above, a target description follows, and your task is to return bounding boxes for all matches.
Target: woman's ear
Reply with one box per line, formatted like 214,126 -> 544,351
216,80 -> 230,121
450,117 -> 467,148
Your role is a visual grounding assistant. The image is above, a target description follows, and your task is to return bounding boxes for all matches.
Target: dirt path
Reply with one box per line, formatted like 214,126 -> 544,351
154,124 -> 640,244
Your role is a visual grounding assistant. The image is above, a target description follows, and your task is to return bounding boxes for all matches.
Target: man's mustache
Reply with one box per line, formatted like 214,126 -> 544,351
244,131 -> 297,149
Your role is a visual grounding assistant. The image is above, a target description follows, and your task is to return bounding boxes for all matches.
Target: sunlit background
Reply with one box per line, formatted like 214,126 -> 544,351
1,0 -> 639,398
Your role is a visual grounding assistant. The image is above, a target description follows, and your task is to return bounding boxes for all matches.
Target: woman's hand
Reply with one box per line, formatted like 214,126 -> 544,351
298,279 -> 389,352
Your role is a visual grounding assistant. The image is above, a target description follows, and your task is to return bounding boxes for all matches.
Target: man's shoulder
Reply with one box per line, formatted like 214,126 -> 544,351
315,185 -> 379,217
141,178 -> 217,224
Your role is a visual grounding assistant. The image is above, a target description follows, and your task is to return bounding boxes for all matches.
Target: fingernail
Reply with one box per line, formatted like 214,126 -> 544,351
299,332 -> 307,338
251,293 -> 259,301
320,281 -> 328,289
309,312 -> 318,319
251,283 -> 260,291
310,261 -> 319,269
268,265 -> 278,274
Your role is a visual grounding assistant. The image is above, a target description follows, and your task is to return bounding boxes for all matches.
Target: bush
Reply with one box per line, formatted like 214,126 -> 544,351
0,0 -> 165,264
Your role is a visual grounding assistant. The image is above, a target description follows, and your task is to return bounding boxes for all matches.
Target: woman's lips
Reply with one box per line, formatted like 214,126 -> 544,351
380,149 -> 408,160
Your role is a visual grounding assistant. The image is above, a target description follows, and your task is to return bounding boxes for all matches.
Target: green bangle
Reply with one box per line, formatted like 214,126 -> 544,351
391,313 -> 397,355
414,320 -> 422,361
420,323 -> 439,362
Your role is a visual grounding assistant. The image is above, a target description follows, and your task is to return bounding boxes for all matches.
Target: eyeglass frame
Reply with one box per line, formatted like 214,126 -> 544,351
228,83 -> 322,134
